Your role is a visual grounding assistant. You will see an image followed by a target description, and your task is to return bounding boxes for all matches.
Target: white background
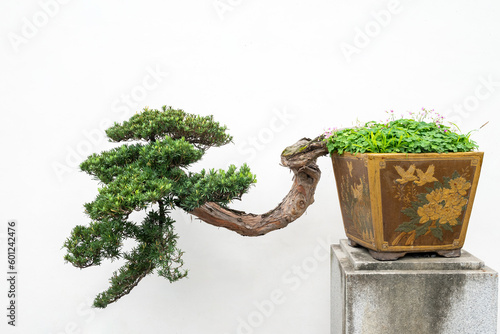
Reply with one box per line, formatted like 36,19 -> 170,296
1,0 -> 499,333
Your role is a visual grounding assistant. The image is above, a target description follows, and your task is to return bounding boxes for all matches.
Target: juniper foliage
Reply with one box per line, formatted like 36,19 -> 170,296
64,106 -> 256,308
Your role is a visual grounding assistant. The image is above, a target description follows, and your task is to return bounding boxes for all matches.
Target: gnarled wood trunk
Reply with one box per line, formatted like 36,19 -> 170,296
189,136 -> 328,236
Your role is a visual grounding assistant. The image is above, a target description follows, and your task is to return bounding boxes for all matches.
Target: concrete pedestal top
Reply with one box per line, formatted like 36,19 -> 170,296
331,240 -> 498,334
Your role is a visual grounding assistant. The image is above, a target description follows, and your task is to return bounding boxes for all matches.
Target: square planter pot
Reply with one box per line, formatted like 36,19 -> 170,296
331,151 -> 484,260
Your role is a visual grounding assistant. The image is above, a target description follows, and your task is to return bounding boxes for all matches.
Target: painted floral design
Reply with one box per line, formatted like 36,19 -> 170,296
417,179 -> 469,226
450,177 -> 472,196
392,170 -> 471,246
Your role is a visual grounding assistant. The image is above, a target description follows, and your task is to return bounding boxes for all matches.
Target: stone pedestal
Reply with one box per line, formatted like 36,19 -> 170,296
331,240 -> 498,334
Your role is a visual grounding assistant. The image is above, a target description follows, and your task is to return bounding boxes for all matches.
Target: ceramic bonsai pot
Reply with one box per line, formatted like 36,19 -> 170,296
331,151 -> 483,260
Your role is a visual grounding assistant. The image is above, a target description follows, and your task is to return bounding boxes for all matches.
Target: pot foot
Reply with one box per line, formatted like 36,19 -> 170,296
347,238 -> 359,247
369,250 -> 407,261
436,249 -> 461,258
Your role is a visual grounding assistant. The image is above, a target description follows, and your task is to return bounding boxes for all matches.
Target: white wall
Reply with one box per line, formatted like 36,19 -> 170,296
1,0 -> 499,333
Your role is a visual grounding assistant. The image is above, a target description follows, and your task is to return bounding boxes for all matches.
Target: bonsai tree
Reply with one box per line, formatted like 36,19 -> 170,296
64,106 -> 256,308
69,106 -> 477,307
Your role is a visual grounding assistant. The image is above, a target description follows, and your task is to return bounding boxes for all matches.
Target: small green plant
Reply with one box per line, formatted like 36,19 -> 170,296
325,108 -> 479,155
63,106 -> 256,308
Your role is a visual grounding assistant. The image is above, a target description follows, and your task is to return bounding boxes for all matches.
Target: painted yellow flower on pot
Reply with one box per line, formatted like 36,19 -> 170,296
393,171 -> 471,246
417,187 -> 468,226
417,202 -> 442,224
449,177 -> 471,196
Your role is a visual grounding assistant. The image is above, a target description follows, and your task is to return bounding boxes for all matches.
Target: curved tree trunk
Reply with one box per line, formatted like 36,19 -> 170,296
189,136 -> 329,236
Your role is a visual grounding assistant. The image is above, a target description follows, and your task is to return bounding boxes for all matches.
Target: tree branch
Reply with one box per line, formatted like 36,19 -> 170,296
158,199 -> 165,228
189,136 -> 328,236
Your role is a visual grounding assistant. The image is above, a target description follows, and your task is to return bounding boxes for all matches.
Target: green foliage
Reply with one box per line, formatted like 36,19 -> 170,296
106,105 -> 233,149
175,164 -> 256,211
91,212 -> 187,308
63,219 -> 137,268
64,106 -> 256,308
80,136 -> 203,184
325,109 -> 479,155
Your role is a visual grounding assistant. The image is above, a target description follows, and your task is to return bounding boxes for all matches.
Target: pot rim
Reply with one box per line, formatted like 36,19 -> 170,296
331,151 -> 484,158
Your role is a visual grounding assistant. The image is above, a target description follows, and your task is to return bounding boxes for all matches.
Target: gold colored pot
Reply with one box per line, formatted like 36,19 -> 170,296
331,152 -> 484,260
